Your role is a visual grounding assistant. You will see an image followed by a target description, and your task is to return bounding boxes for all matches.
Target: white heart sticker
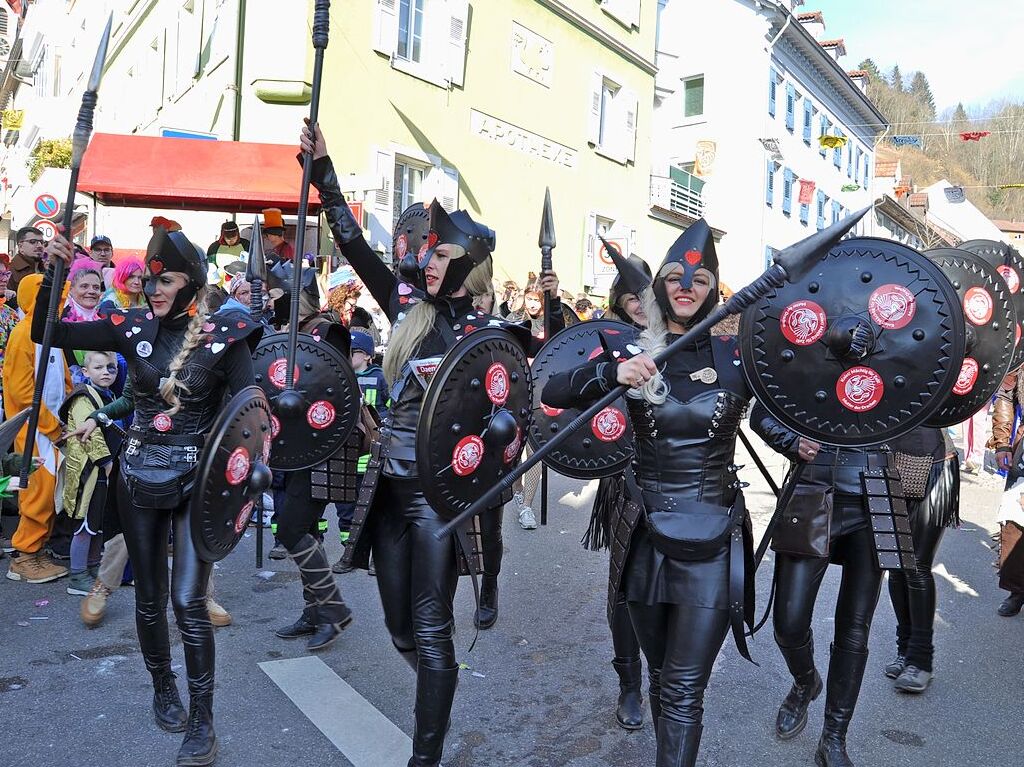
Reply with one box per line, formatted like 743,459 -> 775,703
733,360 -> 741,366
626,344 -> 642,355
211,342 -> 225,354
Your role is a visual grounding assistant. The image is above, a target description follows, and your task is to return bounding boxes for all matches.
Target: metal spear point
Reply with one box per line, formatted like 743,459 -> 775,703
245,216 -> 268,322
20,15 -> 113,486
538,187 -> 556,252
434,207 -> 869,540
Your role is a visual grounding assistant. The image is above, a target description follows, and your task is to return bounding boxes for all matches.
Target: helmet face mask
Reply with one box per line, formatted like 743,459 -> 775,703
145,230 -> 208,317
653,219 -> 719,326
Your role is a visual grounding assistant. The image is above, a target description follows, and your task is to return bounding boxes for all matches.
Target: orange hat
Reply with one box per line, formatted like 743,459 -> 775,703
262,208 -> 285,230
150,216 -> 182,232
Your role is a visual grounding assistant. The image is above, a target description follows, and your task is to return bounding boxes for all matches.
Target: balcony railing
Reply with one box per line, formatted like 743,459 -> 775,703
650,169 -> 705,218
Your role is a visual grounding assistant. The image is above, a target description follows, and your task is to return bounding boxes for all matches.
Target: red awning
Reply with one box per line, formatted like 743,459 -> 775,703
78,133 -> 321,214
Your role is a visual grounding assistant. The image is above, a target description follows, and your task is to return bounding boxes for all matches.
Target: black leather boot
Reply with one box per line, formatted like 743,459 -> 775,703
276,606 -> 317,639
177,694 -> 217,767
776,636 -> 823,739
815,645 -> 869,767
152,671 -> 187,733
473,575 -> 499,630
307,605 -> 354,651
648,668 -> 662,735
656,720 -> 702,767
408,666 -> 459,766
612,657 -> 644,730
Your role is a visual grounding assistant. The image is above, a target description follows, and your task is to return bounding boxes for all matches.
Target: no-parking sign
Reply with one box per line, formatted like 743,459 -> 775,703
34,193 -> 59,220
33,219 -> 57,240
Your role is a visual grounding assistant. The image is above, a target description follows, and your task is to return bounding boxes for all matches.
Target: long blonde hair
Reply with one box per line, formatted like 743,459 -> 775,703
632,286 -> 669,405
462,256 -> 493,302
159,291 -> 209,415
383,300 -> 436,385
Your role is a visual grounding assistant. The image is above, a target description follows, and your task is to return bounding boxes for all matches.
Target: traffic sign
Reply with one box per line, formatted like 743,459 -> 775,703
33,219 -> 57,240
34,193 -> 59,220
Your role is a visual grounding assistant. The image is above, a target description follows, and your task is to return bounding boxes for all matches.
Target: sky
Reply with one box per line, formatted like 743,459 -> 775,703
806,0 -> 1024,114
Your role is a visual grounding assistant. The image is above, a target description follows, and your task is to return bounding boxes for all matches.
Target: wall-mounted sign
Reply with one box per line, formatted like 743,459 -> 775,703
511,22 -> 553,88
470,110 -> 578,169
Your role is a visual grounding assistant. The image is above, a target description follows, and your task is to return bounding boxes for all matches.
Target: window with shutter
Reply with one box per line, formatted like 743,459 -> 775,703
847,143 -> 853,178
831,200 -> 841,224
819,116 -> 828,158
765,160 -> 776,207
447,0 -> 469,87
768,67 -> 777,117
816,191 -> 826,230
782,169 -> 793,215
683,75 -> 704,119
800,201 -> 809,226
785,84 -> 795,132
622,89 -> 638,164
370,148 -> 396,250
833,131 -> 843,168
855,147 -> 862,183
803,100 -> 813,145
374,0 -> 399,57
863,156 -> 870,190
397,0 -> 425,62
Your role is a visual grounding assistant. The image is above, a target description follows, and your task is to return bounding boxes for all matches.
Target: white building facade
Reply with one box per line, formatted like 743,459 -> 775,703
652,0 -> 888,289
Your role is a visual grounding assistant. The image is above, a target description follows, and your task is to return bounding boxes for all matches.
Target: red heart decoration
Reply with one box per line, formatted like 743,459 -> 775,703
236,321 -> 246,329
110,314 -> 125,326
684,250 -> 702,266
149,259 -> 164,274
464,325 -> 476,334
427,231 -> 439,249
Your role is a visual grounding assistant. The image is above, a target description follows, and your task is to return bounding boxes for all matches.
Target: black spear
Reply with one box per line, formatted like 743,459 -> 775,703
278,0 -> 330,418
435,208 -> 869,540
537,188 -> 556,526
20,16 -> 112,486
245,215 -> 268,324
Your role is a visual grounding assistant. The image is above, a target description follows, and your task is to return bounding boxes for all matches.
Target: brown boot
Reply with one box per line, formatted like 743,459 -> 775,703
205,597 -> 232,627
81,580 -> 113,627
6,551 -> 69,583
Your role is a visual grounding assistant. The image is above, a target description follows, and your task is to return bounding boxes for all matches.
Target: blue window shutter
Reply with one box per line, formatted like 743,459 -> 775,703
800,202 -> 809,225
765,160 -> 775,207
764,245 -> 773,270
819,116 -> 828,157
833,131 -> 843,168
816,191 -> 826,230
863,156 -> 870,190
785,84 -> 795,131
847,144 -> 853,178
782,169 -> 793,215
831,200 -> 841,223
803,100 -> 813,144
768,67 -> 777,116
855,147 -> 862,183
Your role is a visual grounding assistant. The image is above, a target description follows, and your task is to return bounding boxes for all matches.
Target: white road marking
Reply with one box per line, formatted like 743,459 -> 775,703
260,656 -> 411,767
932,563 -> 979,597
558,478 -> 599,509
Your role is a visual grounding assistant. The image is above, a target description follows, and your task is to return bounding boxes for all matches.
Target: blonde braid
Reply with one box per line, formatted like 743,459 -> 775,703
159,291 -> 210,415
632,286 -> 669,405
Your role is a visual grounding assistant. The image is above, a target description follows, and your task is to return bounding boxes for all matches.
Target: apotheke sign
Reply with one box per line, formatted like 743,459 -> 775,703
470,110 -> 578,169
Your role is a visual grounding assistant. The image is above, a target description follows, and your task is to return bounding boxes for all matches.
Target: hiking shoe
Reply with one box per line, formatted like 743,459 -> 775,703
66,571 -> 94,596
6,551 -> 69,583
884,654 -> 906,679
206,597 -> 232,627
268,542 -> 288,560
894,665 -> 933,693
81,580 -> 113,627
519,507 -> 538,530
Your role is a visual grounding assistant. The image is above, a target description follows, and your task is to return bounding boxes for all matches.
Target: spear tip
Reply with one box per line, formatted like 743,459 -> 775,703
538,187 -> 556,250
88,14 -> 114,93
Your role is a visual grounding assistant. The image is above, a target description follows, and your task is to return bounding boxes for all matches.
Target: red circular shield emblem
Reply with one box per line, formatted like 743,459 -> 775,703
234,501 -> 254,535
225,447 -> 250,486
485,363 -> 510,406
268,359 -> 299,390
779,300 -> 827,346
591,407 -> 627,442
868,284 -> 916,330
395,233 -> 409,259
503,426 -> 523,465
152,414 -> 173,433
451,435 -> 484,477
836,367 -> 884,412
541,403 -> 564,417
270,415 -> 281,439
963,287 -> 993,326
952,357 -> 979,396
997,265 -> 1020,294
307,401 -> 336,430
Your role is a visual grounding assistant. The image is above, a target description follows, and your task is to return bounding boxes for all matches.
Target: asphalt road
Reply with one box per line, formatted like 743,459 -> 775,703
1,437 -> 1017,767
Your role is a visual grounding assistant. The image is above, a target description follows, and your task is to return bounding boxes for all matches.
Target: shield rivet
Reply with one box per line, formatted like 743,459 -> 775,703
326,387 -> 335,395
510,372 -> 519,383
242,429 -> 251,438
451,423 -> 462,434
470,378 -> 481,389
894,376 -> 906,388
582,438 -> 592,448
913,329 -> 925,341
304,363 -> 313,371
781,349 -> 795,362
860,271 -> 873,283
549,423 -> 559,433
815,390 -> 827,402
808,282 -> 820,293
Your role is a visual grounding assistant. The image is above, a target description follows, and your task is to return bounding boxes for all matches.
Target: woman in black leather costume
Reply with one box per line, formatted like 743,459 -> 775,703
544,221 -> 753,767
750,405 -> 891,767
301,123 -> 561,767
38,230 -> 260,767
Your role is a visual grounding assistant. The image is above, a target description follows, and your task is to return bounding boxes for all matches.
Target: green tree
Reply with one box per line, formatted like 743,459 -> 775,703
908,72 -> 936,120
28,138 -> 72,183
889,64 -> 904,92
858,58 -> 883,82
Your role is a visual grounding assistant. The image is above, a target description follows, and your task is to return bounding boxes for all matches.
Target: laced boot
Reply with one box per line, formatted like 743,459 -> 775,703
655,720 -> 702,767
815,644 -> 869,767
177,694 -> 217,767
776,636 -> 823,739
152,671 -> 187,733
612,657 -> 644,730
473,575 -> 499,629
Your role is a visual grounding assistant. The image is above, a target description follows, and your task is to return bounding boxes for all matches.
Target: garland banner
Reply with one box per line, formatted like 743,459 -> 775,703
819,134 -> 848,150
798,179 -> 816,205
960,131 -> 991,141
1,110 -> 24,130
694,140 -> 717,177
891,135 -> 923,149
841,184 -> 861,192
759,137 -> 783,162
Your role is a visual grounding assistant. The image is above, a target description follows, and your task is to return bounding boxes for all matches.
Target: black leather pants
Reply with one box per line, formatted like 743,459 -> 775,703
277,470 -> 349,625
478,506 -> 503,578
117,478 -> 214,697
627,599 -> 730,727
611,591 -> 641,661
887,458 -> 954,672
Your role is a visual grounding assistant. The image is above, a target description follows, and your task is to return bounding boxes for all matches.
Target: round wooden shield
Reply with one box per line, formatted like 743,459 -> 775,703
251,332 -> 361,470
740,237 -> 966,446
924,248 -> 1016,426
190,386 -> 274,562
959,239 -> 1024,371
528,319 -> 637,479
416,327 -> 532,520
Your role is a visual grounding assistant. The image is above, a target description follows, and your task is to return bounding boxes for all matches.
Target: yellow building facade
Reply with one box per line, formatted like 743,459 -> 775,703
320,0 -> 683,294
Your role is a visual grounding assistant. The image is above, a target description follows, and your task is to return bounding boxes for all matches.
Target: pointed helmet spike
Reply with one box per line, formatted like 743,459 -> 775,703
245,217 -> 267,283
600,235 -> 651,297
88,15 -> 114,93
774,206 -> 870,283
538,187 -> 556,251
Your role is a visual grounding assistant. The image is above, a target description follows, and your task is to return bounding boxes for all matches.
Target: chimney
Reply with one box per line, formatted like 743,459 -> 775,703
818,38 -> 846,62
847,70 -> 869,94
796,11 -> 825,40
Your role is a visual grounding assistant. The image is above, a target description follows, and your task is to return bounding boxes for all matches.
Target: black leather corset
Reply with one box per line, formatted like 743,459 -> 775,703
130,356 -> 226,436
627,389 -> 748,504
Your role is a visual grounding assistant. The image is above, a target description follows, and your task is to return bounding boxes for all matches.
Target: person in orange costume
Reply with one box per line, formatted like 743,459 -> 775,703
4,273 -> 71,583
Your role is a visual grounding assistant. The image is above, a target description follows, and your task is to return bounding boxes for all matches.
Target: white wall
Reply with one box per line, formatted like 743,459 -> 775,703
924,180 -> 1007,244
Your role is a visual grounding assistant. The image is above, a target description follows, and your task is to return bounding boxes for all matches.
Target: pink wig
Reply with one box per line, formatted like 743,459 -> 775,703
112,258 -> 144,291
69,257 -> 104,283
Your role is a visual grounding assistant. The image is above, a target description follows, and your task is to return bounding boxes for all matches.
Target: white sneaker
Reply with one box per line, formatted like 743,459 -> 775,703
519,507 -> 538,530
512,491 -> 525,510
